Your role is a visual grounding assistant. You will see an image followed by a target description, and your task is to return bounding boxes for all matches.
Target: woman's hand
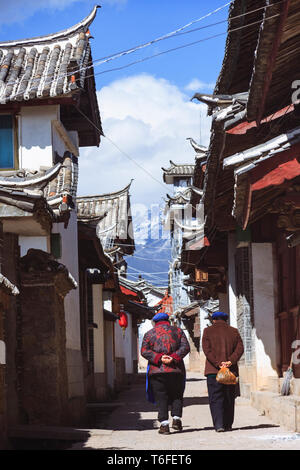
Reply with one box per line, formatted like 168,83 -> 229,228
161,355 -> 173,365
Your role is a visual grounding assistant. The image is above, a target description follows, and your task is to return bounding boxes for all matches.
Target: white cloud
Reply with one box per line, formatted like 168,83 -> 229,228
185,78 -> 215,93
78,74 -> 211,208
0,0 -> 83,26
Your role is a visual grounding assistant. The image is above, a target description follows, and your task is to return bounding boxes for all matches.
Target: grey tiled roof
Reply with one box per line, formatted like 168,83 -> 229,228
0,6 -> 99,103
165,187 -> 192,205
77,182 -> 134,252
162,160 -> 195,177
177,301 -> 200,317
118,276 -> 166,298
0,151 -> 78,216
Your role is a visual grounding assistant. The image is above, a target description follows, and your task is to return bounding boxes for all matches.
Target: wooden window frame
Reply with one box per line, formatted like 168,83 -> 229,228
0,113 -> 19,171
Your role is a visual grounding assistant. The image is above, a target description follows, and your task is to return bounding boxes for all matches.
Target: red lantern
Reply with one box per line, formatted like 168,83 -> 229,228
118,305 -> 128,336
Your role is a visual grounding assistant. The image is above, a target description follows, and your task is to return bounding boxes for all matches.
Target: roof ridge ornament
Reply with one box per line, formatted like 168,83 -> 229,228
186,137 -> 207,155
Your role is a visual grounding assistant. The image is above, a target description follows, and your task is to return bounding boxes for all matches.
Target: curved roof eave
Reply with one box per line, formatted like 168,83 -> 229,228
77,180 -> 133,202
0,5 -> 100,48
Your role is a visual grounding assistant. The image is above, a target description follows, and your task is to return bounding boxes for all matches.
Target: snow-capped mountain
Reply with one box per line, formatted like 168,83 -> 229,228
126,208 -> 171,287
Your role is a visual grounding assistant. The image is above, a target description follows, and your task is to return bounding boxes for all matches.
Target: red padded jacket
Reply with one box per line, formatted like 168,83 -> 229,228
141,321 -> 190,376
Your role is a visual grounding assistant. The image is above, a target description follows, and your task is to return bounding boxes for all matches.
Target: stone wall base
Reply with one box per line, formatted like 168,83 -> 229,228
238,364 -> 258,398
251,390 -> 300,432
94,372 -> 107,401
66,396 -> 87,427
115,357 -> 126,392
290,378 -> 300,396
66,348 -> 85,399
0,414 -> 8,450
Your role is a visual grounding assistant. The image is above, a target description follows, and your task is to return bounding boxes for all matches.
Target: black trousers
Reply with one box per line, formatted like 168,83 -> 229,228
207,375 -> 236,430
149,373 -> 184,422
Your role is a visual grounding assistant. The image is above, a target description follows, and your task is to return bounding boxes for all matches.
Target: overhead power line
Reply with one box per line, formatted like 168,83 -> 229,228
77,0 -> 283,78
90,12 -> 281,79
125,265 -> 169,275
127,254 -> 171,262
6,1 -> 284,102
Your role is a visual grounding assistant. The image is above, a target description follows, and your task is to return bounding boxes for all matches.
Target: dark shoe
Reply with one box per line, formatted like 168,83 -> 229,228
158,424 -> 170,435
216,427 -> 225,432
172,418 -> 183,431
224,426 -> 232,432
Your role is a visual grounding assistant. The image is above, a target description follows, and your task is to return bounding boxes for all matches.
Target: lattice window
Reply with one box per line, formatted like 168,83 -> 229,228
235,245 -> 254,365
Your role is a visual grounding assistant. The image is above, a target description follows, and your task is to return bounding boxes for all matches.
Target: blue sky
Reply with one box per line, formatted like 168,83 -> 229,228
0,0 -> 229,252
0,1 -> 228,91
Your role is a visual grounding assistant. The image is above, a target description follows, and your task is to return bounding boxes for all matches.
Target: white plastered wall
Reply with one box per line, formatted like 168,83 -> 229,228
18,105 -> 59,170
52,210 -> 81,350
17,104 -> 84,399
114,311 -> 134,374
252,243 -> 278,387
92,284 -> 105,374
228,231 -> 238,328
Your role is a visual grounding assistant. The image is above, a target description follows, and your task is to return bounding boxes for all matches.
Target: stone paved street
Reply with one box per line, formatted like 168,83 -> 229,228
70,372 -> 300,450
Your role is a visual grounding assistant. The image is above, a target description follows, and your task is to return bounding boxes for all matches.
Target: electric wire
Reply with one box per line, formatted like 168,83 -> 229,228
4,1 -> 284,102
70,11 -> 282,82
123,265 -> 169,274
3,1 -> 230,101
126,254 -> 171,262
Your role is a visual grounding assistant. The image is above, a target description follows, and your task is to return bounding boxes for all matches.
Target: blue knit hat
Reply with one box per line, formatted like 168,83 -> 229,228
152,312 -> 170,322
212,311 -> 228,320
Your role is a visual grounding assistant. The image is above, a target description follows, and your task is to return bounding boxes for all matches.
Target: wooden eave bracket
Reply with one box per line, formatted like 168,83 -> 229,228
52,120 -> 79,156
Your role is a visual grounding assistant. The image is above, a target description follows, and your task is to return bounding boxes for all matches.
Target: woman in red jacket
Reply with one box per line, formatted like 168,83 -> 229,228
141,312 -> 190,435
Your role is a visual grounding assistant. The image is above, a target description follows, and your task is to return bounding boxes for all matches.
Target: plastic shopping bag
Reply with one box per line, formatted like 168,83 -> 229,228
216,367 -> 237,385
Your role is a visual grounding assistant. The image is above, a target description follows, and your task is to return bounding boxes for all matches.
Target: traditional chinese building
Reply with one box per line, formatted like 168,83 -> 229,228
77,183 -> 155,394
0,230 -> 19,449
162,160 -> 195,314
190,0 -> 300,431
0,6 -> 103,442
161,153 -> 214,371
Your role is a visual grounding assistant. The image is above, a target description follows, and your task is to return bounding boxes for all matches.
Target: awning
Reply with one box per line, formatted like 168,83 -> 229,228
120,285 -> 139,298
241,146 -> 300,229
231,139 -> 300,229
250,156 -> 300,192
226,104 -> 294,135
